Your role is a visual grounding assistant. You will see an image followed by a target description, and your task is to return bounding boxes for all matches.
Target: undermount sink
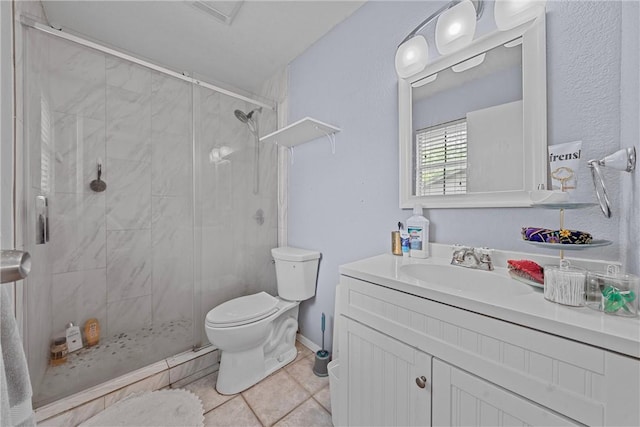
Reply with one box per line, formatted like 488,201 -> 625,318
399,263 -> 533,296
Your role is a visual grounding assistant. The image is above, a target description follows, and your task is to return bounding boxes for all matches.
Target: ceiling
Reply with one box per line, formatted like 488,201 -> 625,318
41,1 -> 365,96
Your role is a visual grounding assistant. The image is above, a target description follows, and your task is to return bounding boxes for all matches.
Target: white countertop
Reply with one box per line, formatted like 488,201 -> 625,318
339,247 -> 640,359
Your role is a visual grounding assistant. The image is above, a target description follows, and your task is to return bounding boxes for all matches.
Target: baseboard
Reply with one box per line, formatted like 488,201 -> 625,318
296,333 -> 321,353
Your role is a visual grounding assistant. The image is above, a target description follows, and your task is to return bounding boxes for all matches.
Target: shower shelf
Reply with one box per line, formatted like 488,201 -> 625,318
260,117 -> 340,162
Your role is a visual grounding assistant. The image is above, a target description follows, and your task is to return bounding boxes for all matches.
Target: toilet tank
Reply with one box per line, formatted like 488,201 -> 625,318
271,247 -> 321,301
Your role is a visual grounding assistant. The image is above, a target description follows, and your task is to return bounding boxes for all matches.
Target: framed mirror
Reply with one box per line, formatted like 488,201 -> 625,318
399,14 -> 547,208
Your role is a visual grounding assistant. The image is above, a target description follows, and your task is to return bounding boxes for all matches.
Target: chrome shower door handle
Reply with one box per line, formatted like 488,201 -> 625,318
35,195 -> 49,244
1,250 -> 31,283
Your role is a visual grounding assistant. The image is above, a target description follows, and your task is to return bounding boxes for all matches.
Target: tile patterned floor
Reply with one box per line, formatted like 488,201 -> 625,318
181,341 -> 333,427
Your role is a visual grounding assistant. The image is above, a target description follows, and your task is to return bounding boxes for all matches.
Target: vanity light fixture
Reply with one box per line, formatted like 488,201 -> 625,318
494,0 -> 546,31
435,0 -> 478,55
451,53 -> 486,72
395,35 -> 429,79
395,0 -> 484,79
413,73 -> 439,88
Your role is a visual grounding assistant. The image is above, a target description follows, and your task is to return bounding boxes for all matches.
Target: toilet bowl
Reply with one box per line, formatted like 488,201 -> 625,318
205,247 -> 321,395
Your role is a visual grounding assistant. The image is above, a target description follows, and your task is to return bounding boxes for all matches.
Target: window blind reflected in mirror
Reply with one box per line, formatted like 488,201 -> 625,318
415,118 -> 467,196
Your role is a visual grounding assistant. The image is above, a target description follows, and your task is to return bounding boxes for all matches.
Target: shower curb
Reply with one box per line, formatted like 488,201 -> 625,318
35,346 -> 218,425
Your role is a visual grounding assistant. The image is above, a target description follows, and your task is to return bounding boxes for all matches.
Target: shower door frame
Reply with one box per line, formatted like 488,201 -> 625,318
19,16 -> 275,112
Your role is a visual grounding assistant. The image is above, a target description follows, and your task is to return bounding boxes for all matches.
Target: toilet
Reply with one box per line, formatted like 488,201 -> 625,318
205,246 -> 321,395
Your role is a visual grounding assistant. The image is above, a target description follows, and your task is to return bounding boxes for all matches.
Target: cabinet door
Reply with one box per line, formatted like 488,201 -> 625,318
340,317 -> 431,426
432,359 -> 579,427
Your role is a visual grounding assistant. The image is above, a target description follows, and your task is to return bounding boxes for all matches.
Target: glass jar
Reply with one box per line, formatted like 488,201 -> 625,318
50,337 -> 68,366
544,259 -> 586,306
586,265 -> 638,317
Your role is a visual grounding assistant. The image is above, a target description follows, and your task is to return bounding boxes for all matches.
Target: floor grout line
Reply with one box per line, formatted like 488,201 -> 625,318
310,391 -> 332,416
286,352 -> 329,397
200,393 -> 232,417
239,394 -> 265,427
271,357 -> 332,424
268,394 -> 315,427
196,342 -> 326,426
242,367 -> 317,427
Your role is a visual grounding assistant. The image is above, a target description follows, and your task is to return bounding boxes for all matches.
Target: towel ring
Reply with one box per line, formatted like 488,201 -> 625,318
588,161 -> 612,218
588,146 -> 636,218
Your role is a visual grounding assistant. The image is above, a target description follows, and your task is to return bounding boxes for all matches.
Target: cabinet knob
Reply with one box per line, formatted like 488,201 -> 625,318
415,376 -> 427,389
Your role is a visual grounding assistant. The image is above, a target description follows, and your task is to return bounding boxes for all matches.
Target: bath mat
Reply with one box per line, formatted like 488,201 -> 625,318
80,389 -> 204,427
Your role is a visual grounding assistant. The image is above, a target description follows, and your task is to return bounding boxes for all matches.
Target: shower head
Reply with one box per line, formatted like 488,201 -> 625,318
234,107 -> 263,195
234,107 -> 262,136
234,109 -> 250,123
234,108 -> 262,124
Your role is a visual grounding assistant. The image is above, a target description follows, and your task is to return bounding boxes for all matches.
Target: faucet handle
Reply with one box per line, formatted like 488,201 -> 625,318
451,244 -> 464,263
476,248 -> 494,270
452,244 -> 471,252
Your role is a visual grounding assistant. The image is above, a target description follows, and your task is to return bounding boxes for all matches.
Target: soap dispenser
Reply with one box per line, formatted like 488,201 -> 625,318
407,205 -> 430,258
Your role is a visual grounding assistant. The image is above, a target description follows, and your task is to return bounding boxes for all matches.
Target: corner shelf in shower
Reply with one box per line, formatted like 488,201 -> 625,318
260,117 -> 340,163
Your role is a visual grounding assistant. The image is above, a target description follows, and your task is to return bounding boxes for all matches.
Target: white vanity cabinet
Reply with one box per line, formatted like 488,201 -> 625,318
337,274 -> 640,427
432,360 -> 578,426
340,318 -> 431,426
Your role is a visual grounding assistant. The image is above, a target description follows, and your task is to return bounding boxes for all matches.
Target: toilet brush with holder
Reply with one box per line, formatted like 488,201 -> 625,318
313,313 -> 330,377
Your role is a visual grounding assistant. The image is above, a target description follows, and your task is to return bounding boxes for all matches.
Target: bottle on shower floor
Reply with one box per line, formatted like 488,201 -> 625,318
66,322 -> 84,352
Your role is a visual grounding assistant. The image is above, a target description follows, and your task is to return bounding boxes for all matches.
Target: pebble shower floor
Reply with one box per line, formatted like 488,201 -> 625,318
34,319 -> 193,407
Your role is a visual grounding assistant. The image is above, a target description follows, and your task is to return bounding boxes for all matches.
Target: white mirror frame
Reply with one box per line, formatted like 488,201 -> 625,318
399,13 -> 547,208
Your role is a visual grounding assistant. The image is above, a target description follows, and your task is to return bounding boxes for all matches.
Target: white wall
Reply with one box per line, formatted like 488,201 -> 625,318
288,1 -> 630,350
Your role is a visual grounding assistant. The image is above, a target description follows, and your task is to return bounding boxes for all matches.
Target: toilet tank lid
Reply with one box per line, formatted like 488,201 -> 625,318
206,292 -> 279,325
271,247 -> 321,262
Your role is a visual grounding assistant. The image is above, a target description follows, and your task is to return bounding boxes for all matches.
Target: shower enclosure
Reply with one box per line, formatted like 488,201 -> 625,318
21,26 -> 279,407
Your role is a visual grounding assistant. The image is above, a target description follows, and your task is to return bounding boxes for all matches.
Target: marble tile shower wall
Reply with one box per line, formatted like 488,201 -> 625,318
195,86 -> 278,345
24,27 -> 280,399
41,39 -> 193,345
26,35 -> 196,356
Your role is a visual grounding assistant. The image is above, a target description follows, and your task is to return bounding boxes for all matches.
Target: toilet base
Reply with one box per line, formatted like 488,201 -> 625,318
216,346 -> 265,395
265,345 -> 297,377
215,303 -> 299,395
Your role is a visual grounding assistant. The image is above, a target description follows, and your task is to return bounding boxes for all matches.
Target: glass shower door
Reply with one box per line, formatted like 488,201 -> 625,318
22,28 -> 199,407
193,85 -> 279,348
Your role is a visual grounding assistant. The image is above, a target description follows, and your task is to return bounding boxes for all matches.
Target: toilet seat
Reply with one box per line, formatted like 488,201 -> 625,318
206,292 -> 279,328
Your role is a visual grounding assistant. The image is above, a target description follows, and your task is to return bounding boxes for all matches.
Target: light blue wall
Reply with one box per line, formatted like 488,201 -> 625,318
288,1 -> 628,350
620,0 -> 639,275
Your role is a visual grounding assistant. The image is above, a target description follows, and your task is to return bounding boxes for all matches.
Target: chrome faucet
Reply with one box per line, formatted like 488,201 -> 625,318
450,245 -> 494,271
